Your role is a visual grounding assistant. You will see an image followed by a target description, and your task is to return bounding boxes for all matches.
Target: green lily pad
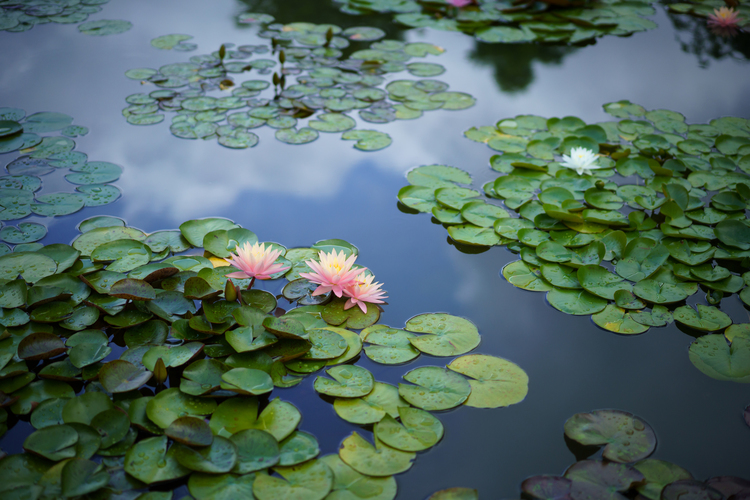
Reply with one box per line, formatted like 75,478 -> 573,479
276,127 -> 319,145
249,398 -> 301,441
592,305 -> 650,335
546,288 -> 607,315
0,222 -> 46,244
673,305 -> 731,332
99,360 -> 152,393
405,313 -> 480,357
210,397 -> 260,438
502,261 -> 552,292
314,365 -> 374,398
146,388 -> 217,429
320,454 -> 397,500
62,391 -> 113,425
230,428 -> 280,473
360,324 -> 419,364
342,130 -> 392,151
175,435 -> 237,474
339,432 -> 415,477
564,410 -> 656,463
447,354 -> 528,408
23,424 -> 78,461
308,113 -> 356,133
633,459 -> 692,500
688,335 -> 750,382
61,458 -> 110,497
398,366 -> 471,411
279,431 -> 320,467
253,459 -> 333,500
124,435 -> 191,484
188,472 -> 256,499
322,298 -> 380,329
375,407 -> 443,452
334,382 -> 409,425
220,368 -> 274,396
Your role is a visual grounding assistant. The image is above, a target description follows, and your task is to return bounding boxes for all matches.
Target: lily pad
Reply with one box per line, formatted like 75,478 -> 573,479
404,313 -> 480,357
253,459 -> 333,500
398,366 -> 471,411
339,432 -> 415,477
447,354 -> 528,408
564,410 -> 656,463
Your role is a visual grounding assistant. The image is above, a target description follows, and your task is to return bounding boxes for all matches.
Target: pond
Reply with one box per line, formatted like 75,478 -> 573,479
0,0 -> 749,498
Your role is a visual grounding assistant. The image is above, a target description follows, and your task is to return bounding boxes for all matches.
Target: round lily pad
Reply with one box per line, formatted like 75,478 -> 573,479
375,407 -> 444,452
688,335 -> 750,383
146,388 -> 217,429
313,365 -> 374,398
546,288 -> 607,315
398,366 -> 471,411
279,431 -> 320,466
334,382 -> 409,425
253,459 -> 333,500
447,354 -> 528,408
320,454 -> 397,500
564,410 -> 656,463
341,130 -> 391,151
124,435 -> 191,484
404,313 -> 480,357
339,432 -> 415,477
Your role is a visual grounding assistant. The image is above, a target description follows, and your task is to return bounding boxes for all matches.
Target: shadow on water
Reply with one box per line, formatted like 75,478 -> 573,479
468,40 -> 577,93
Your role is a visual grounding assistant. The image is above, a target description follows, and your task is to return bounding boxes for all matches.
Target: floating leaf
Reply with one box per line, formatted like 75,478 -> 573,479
339,432 -> 415,477
447,354 -> 528,408
398,366 -> 471,411
564,410 -> 656,463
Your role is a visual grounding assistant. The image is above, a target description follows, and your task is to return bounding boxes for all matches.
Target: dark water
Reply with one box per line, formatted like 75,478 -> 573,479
1,0 -> 750,498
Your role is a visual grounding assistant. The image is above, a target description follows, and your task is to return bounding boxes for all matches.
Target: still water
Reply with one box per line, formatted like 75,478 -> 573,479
1,0 -> 749,498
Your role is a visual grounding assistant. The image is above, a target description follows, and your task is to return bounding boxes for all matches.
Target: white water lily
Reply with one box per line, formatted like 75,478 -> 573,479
560,147 -> 601,175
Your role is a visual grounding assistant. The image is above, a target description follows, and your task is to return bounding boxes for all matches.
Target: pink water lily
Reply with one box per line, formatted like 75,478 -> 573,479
224,241 -> 289,280
448,0 -> 475,6
300,249 -> 364,298
343,272 -> 388,313
708,7 -> 743,36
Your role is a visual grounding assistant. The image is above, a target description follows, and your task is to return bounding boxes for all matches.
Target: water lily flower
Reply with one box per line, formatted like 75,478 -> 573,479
448,0 -> 475,6
343,272 -> 388,313
560,147 -> 602,175
224,241 -> 289,280
300,249 -> 364,298
707,7 -> 743,36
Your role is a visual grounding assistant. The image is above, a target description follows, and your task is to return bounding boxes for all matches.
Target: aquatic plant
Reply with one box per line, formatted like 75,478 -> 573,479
329,0 -> 657,44
0,107 -> 122,250
560,147 -> 602,175
0,215 -> 528,498
0,0 -> 131,35
522,409 -> 750,500
670,0 -> 749,37
122,18 -> 475,151
398,102 -> 750,381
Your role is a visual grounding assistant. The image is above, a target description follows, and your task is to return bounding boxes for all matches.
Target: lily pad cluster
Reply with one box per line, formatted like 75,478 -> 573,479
0,215 -> 527,499
0,107 -> 122,251
667,0 -> 750,27
331,0 -> 657,44
398,103 -> 750,346
122,18 -> 475,150
0,0 -> 131,35
522,408 -> 750,500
